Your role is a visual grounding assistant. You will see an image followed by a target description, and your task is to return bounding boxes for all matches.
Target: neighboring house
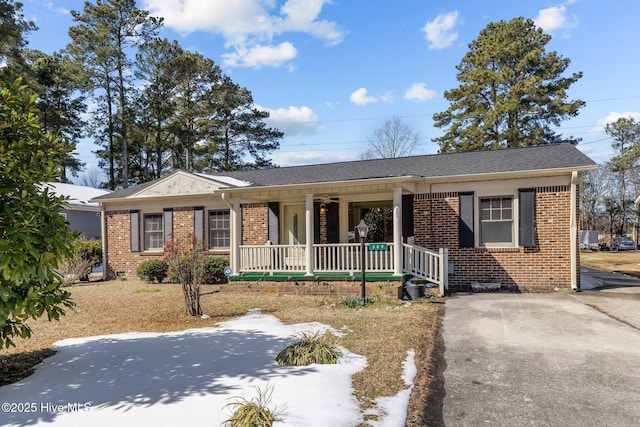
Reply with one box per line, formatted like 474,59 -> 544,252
92,144 -> 596,293
46,182 -> 112,239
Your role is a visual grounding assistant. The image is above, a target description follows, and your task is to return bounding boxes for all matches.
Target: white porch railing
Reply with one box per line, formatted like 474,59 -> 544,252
238,243 -> 396,274
314,243 -> 395,273
239,244 -> 307,273
402,243 -> 448,295
239,242 -> 448,294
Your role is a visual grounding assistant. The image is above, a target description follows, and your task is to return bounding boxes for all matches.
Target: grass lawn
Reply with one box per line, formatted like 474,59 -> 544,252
0,280 -> 442,426
581,250 -> 640,277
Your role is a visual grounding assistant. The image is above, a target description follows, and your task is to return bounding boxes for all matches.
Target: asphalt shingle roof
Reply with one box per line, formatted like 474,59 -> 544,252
94,144 -> 596,201
218,143 -> 596,186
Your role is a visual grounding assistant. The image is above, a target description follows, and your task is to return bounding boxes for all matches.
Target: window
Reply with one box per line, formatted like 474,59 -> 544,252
479,196 -> 513,245
209,210 -> 230,249
144,214 -> 164,250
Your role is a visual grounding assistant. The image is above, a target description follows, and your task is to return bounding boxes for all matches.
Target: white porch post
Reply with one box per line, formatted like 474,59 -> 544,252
339,199 -> 349,243
230,198 -> 241,275
393,187 -> 403,277
305,193 -> 314,276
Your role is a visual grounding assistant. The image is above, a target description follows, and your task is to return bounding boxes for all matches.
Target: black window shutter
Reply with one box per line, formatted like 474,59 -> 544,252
519,189 -> 536,246
268,202 -> 280,244
163,208 -> 173,245
130,210 -> 140,252
314,201 -> 321,243
459,192 -> 474,247
402,194 -> 414,242
193,207 -> 204,246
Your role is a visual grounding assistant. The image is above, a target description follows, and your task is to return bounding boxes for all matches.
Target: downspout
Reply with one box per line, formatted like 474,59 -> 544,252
221,192 -> 239,276
570,171 -> 578,291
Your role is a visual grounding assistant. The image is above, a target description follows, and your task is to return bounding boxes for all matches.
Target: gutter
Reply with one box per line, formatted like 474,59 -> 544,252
570,171 -> 578,291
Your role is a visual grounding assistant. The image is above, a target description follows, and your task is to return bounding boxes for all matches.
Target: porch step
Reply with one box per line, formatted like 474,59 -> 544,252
404,276 -> 439,288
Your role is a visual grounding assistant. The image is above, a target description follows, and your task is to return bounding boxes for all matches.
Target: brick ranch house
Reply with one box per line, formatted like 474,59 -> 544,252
92,144 -> 596,294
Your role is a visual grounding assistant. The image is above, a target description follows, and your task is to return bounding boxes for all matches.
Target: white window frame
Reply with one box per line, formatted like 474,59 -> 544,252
475,190 -> 519,248
143,213 -> 164,251
208,209 -> 230,250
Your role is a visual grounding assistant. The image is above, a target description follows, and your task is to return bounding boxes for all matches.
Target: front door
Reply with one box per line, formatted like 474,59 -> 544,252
283,204 -> 306,245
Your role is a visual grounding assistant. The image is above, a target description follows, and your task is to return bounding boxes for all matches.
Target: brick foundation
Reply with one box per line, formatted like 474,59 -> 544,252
218,281 -> 403,298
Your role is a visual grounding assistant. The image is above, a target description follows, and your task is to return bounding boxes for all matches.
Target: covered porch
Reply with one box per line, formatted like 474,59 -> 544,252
222,181 -> 448,295
235,241 -> 448,295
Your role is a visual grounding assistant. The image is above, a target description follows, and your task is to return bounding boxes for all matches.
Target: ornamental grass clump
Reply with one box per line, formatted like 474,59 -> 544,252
275,331 -> 341,366
224,385 -> 283,427
341,295 -> 378,308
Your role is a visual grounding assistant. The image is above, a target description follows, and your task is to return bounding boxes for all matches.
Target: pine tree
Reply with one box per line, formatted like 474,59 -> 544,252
29,51 -> 87,182
433,17 -> 584,153
0,0 -> 36,83
68,0 -> 162,188
133,38 -> 183,180
195,76 -> 283,172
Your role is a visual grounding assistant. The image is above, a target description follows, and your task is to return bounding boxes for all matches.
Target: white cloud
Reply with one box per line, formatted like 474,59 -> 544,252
422,11 -> 459,50
222,42 -> 297,68
142,0 -> 345,68
404,83 -> 437,101
534,5 -> 578,33
349,87 -> 392,106
350,87 -> 377,106
277,0 -> 345,46
256,104 -> 319,136
593,111 -> 640,133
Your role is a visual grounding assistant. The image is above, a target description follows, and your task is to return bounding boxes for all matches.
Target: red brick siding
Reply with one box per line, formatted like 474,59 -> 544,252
413,186 -> 578,291
105,206 -> 231,280
242,203 -> 269,245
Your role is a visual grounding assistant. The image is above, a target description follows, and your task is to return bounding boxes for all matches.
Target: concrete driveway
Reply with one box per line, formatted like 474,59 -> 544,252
439,292 -> 640,427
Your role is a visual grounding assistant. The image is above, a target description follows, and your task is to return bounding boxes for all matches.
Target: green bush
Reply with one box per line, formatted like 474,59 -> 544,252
276,331 -> 341,366
202,257 -> 228,284
71,237 -> 102,266
66,237 -> 102,281
136,259 -> 168,283
167,256 -> 228,284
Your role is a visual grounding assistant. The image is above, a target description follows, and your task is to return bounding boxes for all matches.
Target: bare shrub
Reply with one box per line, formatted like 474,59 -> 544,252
164,235 -> 204,316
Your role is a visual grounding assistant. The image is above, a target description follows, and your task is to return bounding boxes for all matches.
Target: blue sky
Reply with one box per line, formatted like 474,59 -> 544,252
20,0 -> 640,175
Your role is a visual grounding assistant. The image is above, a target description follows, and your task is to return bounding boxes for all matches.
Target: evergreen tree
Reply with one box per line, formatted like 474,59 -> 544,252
605,116 -> 640,236
0,0 -> 36,82
133,38 -> 183,180
170,50 -> 221,171
195,76 -> 283,172
29,51 -> 87,182
68,0 -> 162,188
433,17 -> 584,153
0,76 -> 76,348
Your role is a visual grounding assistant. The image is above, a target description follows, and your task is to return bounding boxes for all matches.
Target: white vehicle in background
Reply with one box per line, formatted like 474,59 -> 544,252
580,230 -> 599,251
